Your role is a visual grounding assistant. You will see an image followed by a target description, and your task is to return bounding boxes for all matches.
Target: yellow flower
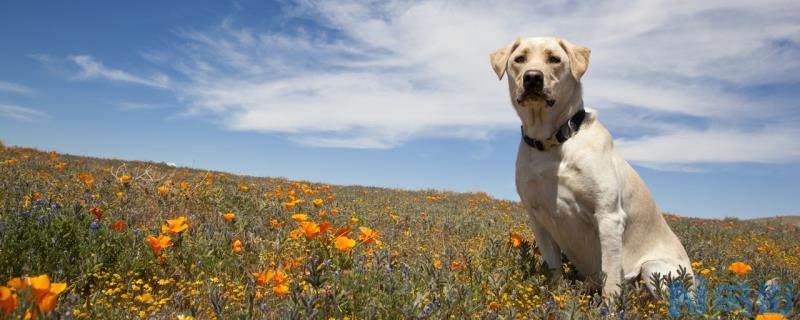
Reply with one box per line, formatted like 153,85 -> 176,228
358,227 -> 378,244
700,268 -> 711,277
239,184 -> 250,192
157,186 -> 169,195
291,213 -> 308,223
223,212 -> 236,222
118,175 -> 132,184
161,216 -> 189,236
271,219 -> 283,228
756,313 -> 786,320
312,198 -> 324,207
232,239 -> 243,254
135,293 -> 154,304
510,232 -> 523,248
728,262 -> 752,276
335,236 -> 356,252
146,234 -> 173,255
54,162 -> 66,170
433,259 -> 442,269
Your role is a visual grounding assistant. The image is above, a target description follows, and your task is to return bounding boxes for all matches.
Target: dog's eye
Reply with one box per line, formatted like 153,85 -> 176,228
548,56 -> 561,64
513,56 -> 526,64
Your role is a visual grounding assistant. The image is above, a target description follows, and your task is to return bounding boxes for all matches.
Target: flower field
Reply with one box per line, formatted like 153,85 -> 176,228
1,144 -> 799,319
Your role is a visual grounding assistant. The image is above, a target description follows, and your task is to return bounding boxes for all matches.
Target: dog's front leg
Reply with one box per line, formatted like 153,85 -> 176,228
596,212 -> 624,298
529,219 -> 562,278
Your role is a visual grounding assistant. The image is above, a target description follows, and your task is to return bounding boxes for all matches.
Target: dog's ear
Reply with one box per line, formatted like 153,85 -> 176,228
559,39 -> 591,81
490,38 -> 521,80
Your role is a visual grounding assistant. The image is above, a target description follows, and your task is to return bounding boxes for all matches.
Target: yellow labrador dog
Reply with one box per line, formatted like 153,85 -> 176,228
490,37 -> 693,297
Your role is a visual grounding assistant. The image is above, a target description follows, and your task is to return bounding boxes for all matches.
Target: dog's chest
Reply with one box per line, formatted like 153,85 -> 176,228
515,148 -> 595,227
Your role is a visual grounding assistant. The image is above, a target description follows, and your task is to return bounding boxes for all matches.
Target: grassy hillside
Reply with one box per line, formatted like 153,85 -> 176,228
1,145 -> 798,319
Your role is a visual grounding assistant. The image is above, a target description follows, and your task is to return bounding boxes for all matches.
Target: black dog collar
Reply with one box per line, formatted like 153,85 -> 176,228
521,109 -> 587,151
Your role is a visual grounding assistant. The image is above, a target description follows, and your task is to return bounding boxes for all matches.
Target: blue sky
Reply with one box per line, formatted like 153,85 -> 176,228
1,0 -> 799,218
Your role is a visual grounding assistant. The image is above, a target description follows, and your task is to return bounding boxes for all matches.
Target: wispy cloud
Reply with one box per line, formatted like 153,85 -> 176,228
0,81 -> 34,95
70,55 -> 170,89
617,125 -> 800,166
0,104 -> 47,122
52,0 -> 800,168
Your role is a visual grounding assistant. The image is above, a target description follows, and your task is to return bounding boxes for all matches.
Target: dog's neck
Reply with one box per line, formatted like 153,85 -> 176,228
518,85 -> 584,141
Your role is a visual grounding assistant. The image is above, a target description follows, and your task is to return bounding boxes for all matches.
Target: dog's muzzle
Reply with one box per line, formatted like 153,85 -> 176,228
517,70 -> 556,106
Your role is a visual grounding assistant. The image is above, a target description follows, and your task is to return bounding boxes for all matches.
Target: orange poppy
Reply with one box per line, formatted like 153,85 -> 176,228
755,313 -> 785,320
272,284 -> 289,297
298,222 -> 321,239
729,262 -> 752,276
77,173 -> 94,188
335,236 -> 356,252
0,286 -> 17,315
161,216 -> 189,236
6,278 -> 27,290
232,239 -> 243,254
110,220 -> 126,232
223,212 -> 236,222
252,271 -> 275,286
358,227 -> 378,244
146,234 -> 173,255
29,274 -> 67,313
319,221 -> 333,234
283,258 -> 302,270
510,232 -> 523,248
333,226 -> 352,237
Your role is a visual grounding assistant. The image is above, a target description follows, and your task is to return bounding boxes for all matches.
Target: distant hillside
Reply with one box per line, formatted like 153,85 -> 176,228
749,215 -> 800,228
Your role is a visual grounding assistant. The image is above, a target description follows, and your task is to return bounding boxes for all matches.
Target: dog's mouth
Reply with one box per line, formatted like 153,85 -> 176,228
517,89 -> 556,107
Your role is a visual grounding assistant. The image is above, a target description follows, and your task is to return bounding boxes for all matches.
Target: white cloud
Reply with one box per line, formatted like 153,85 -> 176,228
59,0 -> 800,167
617,125 -> 800,166
0,104 -> 46,122
0,81 -> 34,95
70,55 -> 170,89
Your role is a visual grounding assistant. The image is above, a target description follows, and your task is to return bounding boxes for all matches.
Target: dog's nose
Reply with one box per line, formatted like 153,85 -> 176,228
523,70 -> 544,90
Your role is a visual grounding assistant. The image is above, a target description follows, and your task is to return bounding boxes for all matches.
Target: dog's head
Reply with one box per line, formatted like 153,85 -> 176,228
490,37 -> 590,108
